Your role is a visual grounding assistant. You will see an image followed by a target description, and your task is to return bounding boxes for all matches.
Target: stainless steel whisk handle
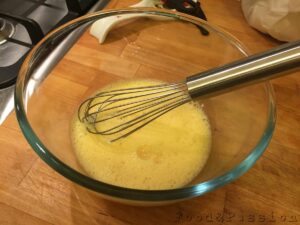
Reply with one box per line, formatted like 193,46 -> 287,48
186,40 -> 300,98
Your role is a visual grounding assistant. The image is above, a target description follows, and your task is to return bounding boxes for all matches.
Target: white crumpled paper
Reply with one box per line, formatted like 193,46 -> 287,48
241,0 -> 300,42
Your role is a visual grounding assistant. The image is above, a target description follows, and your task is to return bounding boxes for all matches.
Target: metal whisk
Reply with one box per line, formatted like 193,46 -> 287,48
78,40 -> 300,141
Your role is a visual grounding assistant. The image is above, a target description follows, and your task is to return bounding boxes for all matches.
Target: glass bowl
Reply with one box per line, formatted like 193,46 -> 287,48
15,8 -> 275,205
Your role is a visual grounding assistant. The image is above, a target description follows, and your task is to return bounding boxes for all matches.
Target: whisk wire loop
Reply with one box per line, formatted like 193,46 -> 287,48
78,82 -> 190,141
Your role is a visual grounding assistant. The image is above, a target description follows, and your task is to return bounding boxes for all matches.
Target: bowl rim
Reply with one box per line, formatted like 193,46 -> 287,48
14,8 -> 276,202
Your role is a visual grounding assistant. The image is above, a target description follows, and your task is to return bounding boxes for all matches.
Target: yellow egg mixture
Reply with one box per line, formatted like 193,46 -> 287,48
71,79 -> 211,190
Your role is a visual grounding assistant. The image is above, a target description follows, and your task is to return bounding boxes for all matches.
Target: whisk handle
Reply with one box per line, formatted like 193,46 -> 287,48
186,40 -> 300,98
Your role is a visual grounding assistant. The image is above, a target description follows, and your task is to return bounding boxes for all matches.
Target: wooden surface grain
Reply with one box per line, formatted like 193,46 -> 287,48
0,0 -> 299,224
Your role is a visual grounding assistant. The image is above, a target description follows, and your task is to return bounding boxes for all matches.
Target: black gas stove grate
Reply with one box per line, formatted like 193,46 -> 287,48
0,0 -> 99,88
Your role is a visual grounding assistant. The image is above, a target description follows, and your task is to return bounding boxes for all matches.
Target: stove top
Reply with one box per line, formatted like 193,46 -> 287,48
0,0 -> 110,124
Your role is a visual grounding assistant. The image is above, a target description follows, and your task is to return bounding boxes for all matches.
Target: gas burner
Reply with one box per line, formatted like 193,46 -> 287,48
0,18 -> 15,45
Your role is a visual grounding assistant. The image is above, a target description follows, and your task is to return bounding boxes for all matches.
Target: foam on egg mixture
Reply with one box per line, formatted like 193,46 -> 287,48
71,79 -> 211,190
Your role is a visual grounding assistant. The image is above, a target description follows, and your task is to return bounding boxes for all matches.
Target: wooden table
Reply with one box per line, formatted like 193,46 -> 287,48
0,1 -> 299,224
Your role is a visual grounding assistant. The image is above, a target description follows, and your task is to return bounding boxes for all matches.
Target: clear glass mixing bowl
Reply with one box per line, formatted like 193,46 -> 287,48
15,8 -> 275,205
